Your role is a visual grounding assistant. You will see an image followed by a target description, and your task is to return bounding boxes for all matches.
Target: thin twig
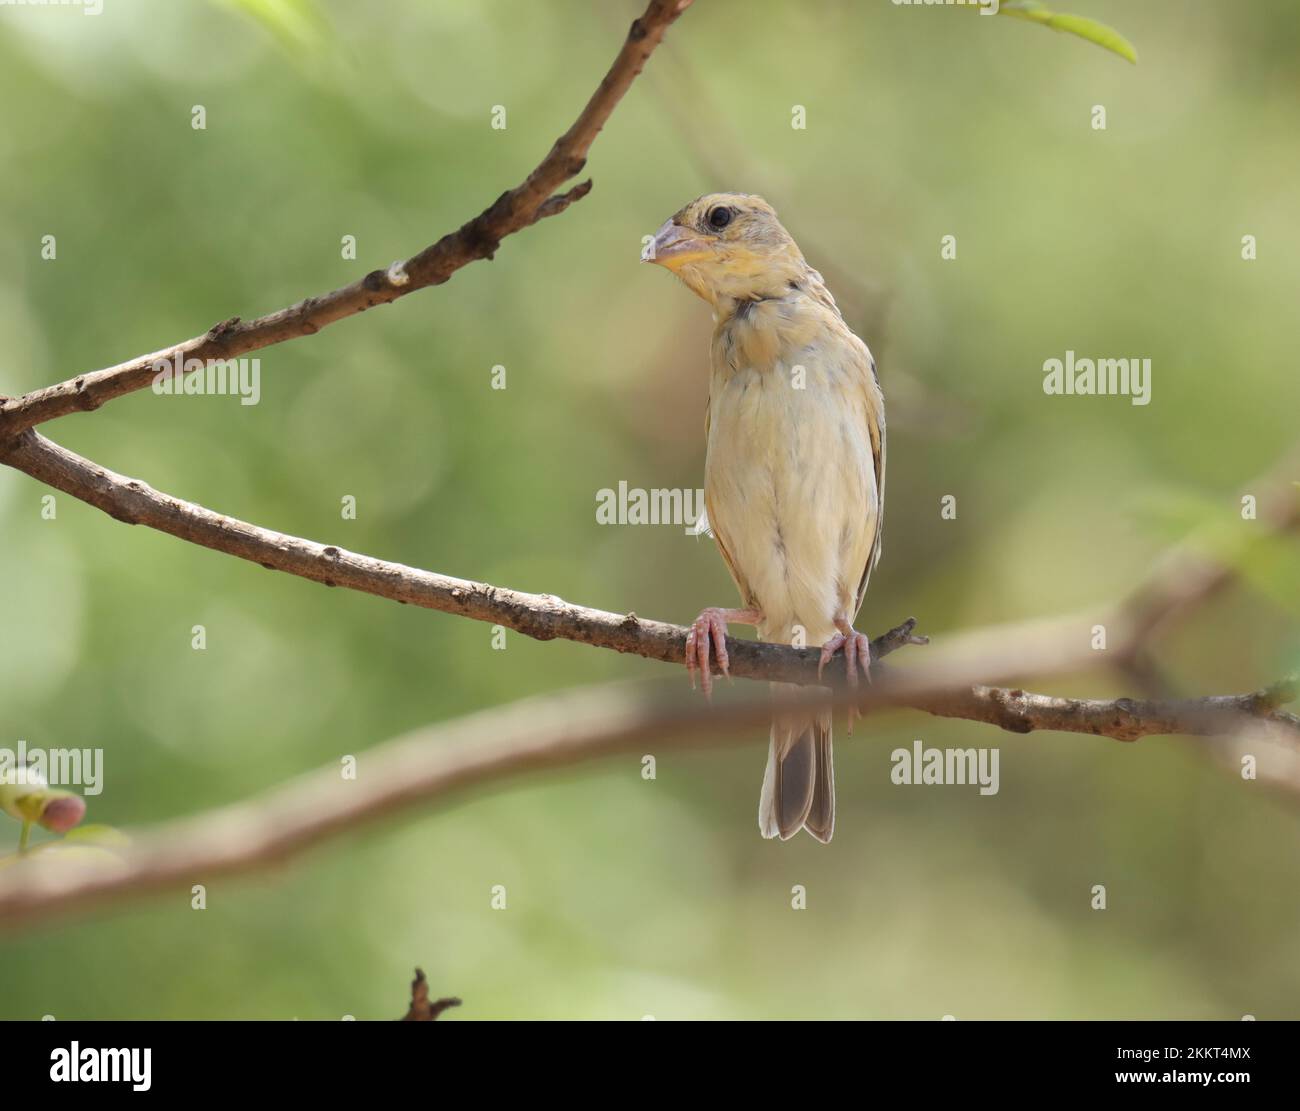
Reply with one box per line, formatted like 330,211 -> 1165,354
0,0 -> 693,442
401,969 -> 460,1022
920,679 -> 1300,742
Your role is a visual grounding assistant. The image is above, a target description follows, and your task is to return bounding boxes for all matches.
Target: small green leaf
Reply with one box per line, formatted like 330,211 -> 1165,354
998,1 -> 1138,64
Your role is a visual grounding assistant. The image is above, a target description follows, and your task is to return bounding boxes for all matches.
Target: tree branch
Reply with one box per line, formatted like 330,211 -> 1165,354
921,677 -> 1300,741
5,427 -> 1298,739
0,0 -> 693,443
0,673 -> 1293,930
0,429 -> 929,688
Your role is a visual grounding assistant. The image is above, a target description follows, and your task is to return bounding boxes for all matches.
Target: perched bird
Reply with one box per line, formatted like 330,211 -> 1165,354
644,193 -> 885,843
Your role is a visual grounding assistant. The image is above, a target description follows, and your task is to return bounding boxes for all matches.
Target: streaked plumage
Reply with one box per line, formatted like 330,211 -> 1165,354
645,193 -> 885,843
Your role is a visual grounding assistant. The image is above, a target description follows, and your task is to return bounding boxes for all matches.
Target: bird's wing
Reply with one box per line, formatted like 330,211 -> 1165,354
703,395 -> 758,609
803,265 -> 883,616
853,345 -> 886,618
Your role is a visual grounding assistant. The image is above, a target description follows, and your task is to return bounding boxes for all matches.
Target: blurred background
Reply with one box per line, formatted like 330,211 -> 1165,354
1,0 -> 1298,1019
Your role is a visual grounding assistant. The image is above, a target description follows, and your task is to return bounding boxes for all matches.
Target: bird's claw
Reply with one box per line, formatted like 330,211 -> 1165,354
685,607 -> 735,699
817,628 -> 873,732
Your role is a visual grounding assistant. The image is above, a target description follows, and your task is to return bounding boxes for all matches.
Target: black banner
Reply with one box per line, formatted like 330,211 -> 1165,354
0,1019 -> 1285,1097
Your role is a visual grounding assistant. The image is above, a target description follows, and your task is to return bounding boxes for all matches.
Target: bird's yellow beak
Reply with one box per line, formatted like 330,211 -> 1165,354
643,219 -> 711,268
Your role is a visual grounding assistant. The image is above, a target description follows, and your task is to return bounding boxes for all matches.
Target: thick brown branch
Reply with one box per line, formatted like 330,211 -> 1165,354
0,0 -> 692,442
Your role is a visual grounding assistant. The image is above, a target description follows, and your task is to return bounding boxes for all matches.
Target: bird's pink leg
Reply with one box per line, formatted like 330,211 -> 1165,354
817,617 -> 872,732
686,607 -> 762,698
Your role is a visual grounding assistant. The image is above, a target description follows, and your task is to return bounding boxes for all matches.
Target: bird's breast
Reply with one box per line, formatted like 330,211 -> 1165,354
704,311 -> 878,644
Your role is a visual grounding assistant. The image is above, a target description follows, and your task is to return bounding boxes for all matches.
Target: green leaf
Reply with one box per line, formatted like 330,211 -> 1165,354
997,1 -> 1138,64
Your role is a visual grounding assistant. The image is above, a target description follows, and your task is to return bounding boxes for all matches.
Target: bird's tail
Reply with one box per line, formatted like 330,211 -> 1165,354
759,684 -> 834,843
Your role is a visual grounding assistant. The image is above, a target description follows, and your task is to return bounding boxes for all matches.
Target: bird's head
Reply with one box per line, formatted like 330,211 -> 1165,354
643,193 -> 807,309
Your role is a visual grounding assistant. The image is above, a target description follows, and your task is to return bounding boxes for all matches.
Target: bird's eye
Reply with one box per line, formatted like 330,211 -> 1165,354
707,206 -> 733,230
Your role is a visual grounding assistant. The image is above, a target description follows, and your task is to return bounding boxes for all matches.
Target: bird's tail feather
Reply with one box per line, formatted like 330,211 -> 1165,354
760,684 -> 834,842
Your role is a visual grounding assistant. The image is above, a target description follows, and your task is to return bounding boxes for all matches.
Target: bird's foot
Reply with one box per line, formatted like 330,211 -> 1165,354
817,625 -> 873,732
686,607 -> 761,698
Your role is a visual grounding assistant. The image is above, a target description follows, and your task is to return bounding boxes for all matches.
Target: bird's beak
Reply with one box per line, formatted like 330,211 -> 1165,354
643,220 -> 711,268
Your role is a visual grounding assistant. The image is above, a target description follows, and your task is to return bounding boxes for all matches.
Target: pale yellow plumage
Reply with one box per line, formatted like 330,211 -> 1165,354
646,193 -> 885,843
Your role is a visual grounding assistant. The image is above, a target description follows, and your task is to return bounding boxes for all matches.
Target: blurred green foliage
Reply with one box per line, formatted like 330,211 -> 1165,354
0,0 -> 1297,1020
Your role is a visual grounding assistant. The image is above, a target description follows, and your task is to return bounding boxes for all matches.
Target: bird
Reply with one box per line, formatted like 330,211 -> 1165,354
644,192 -> 885,843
